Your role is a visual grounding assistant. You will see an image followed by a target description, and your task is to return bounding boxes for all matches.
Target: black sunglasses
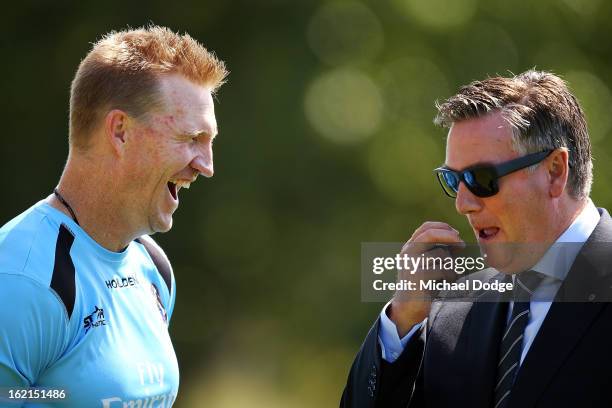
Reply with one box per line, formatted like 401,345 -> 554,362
434,150 -> 554,198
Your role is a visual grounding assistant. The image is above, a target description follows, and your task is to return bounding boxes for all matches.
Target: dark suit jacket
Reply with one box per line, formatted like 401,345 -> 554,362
341,208 -> 612,408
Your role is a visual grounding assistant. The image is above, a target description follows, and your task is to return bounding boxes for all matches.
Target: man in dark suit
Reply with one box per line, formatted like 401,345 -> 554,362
341,70 -> 612,407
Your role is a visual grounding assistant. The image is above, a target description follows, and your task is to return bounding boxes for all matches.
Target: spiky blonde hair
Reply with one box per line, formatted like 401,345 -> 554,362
69,25 -> 228,150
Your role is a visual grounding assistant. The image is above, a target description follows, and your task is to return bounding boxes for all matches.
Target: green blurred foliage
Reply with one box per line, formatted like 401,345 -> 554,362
2,0 -> 612,406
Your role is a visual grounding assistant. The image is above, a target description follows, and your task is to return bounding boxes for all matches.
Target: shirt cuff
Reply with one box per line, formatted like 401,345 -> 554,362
378,301 -> 423,363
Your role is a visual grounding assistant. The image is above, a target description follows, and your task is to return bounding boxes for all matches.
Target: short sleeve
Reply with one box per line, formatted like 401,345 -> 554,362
0,273 -> 70,389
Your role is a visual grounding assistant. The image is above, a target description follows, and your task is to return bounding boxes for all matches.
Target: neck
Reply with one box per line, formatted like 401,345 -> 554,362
550,196 -> 589,242
47,151 -> 143,252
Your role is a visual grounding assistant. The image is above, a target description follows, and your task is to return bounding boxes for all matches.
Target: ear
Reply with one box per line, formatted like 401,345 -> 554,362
104,109 -> 131,156
548,148 -> 570,198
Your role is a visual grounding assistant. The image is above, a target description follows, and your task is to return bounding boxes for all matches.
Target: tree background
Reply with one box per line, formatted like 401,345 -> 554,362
2,0 -> 612,406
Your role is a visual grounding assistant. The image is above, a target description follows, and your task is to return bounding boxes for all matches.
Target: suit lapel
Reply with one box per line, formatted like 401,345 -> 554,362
508,208 -> 612,408
509,301 -> 605,408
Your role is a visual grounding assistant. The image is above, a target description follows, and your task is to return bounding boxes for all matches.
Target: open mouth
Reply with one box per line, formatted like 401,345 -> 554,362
478,227 -> 500,241
167,179 -> 193,201
167,182 -> 178,200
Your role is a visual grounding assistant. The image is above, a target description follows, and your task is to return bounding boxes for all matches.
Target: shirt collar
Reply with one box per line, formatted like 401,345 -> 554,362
531,199 -> 600,281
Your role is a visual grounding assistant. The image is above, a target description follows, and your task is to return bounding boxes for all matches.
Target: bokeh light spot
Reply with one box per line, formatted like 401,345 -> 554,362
368,125 -> 443,204
391,0 -> 477,31
305,68 -> 383,144
307,1 -> 384,66
564,70 -> 612,143
378,57 -> 449,124
561,0 -> 602,17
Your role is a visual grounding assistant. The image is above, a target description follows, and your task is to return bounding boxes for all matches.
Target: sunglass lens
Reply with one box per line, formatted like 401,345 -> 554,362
439,171 -> 459,197
465,169 -> 497,197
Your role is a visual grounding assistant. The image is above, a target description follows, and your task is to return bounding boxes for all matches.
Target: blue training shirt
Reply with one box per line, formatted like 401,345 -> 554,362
0,201 -> 179,407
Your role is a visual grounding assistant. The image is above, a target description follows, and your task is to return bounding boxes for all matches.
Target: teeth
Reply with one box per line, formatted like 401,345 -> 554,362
481,228 -> 499,237
169,179 -> 191,189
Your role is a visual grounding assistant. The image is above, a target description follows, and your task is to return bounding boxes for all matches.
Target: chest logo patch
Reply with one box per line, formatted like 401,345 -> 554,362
83,305 -> 107,332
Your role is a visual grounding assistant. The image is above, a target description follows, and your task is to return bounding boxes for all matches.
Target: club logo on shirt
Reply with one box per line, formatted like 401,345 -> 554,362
150,284 -> 168,324
83,305 -> 107,332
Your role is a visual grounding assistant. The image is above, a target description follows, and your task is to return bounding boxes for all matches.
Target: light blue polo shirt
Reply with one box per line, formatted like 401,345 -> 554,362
0,201 -> 179,407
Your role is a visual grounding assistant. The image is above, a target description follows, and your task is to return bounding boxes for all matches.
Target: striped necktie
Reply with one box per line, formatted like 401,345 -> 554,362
493,271 -> 543,408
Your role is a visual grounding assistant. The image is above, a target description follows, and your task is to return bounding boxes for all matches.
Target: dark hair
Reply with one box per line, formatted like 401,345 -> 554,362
435,70 -> 592,199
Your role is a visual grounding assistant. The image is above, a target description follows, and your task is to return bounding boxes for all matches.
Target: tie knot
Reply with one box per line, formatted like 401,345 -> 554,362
513,270 -> 543,302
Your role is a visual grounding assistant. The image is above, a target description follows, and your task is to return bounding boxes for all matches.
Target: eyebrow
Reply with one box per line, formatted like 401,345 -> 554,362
183,127 -> 218,139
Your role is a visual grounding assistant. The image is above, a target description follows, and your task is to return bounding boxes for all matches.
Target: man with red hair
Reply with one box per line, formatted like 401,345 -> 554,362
0,26 -> 227,407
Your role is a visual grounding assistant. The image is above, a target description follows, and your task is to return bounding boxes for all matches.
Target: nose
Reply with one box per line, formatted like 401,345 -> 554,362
455,182 -> 482,215
190,140 -> 214,178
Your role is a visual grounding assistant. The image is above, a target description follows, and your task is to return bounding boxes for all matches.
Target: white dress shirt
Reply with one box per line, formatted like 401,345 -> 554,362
378,200 -> 601,363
